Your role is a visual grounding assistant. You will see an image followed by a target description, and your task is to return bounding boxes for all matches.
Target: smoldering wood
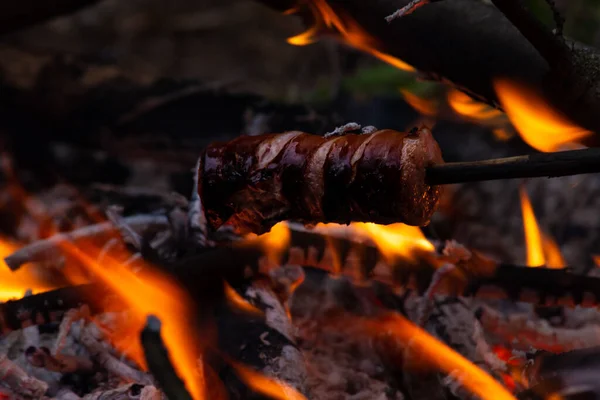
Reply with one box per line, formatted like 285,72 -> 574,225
521,347 -> 600,400
256,0 -> 600,137
4,214 -> 168,271
80,322 -> 153,384
0,352 -> 49,398
477,304 -> 600,352
25,346 -> 94,374
4,221 -> 600,338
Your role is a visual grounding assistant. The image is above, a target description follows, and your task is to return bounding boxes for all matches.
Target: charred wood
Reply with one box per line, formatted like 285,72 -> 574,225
140,316 -> 193,400
0,284 -> 112,334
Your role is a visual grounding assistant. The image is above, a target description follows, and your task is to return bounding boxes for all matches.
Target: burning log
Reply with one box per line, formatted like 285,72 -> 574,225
257,0 -> 600,137
198,127 -> 444,235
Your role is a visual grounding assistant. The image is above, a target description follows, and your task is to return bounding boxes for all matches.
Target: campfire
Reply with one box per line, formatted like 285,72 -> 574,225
3,0 -> 600,399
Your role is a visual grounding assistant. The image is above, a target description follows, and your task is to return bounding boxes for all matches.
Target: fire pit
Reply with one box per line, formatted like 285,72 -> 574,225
2,1 -> 600,400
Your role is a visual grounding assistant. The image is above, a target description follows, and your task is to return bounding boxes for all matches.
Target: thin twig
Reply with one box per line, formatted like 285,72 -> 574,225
141,315 -> 194,400
426,147 -> 600,185
4,214 -> 168,271
385,0 -> 430,23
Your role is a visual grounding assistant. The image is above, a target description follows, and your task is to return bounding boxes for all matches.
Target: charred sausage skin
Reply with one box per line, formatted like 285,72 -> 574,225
198,127 -> 444,235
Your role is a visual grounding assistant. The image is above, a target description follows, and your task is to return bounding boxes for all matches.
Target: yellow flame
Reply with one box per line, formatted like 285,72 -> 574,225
60,242 -> 205,400
224,282 -> 264,316
287,0 -> 414,71
366,313 -> 517,400
253,222 -> 291,268
0,238 -> 54,302
519,186 -> 565,268
232,362 -> 307,400
351,222 -> 434,263
494,79 -> 592,152
400,89 -> 438,116
447,89 -> 503,121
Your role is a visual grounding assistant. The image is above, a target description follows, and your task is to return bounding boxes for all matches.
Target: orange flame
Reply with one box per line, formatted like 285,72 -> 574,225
287,0 -> 414,72
367,313 -> 516,400
494,79 -> 592,152
224,282 -> 263,316
447,89 -> 503,121
231,362 -> 307,400
593,255 -> 600,267
0,238 -> 54,302
60,242 -> 205,400
254,222 -> 291,268
519,186 -> 565,268
400,89 -> 438,116
352,222 -> 434,263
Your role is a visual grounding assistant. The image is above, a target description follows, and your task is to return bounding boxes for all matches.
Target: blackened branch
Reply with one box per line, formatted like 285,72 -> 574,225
141,315 -> 194,400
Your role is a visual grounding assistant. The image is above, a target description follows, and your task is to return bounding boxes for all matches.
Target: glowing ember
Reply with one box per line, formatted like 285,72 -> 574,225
60,242 -> 205,400
287,0 -> 414,71
0,238 -> 53,302
367,313 -> 516,400
352,222 -> 434,263
519,186 -> 565,268
400,89 -> 438,116
492,127 -> 514,142
447,89 -> 503,121
223,282 -> 263,316
231,362 -> 307,400
494,79 -> 592,152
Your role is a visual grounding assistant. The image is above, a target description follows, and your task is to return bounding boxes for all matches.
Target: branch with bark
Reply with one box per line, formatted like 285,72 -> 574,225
256,0 -> 600,138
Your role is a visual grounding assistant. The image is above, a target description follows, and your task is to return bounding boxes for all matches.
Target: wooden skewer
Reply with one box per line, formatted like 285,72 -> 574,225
425,147 -> 600,185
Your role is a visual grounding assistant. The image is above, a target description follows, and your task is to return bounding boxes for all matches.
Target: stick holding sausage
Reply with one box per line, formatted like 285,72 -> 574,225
197,127 -> 444,235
